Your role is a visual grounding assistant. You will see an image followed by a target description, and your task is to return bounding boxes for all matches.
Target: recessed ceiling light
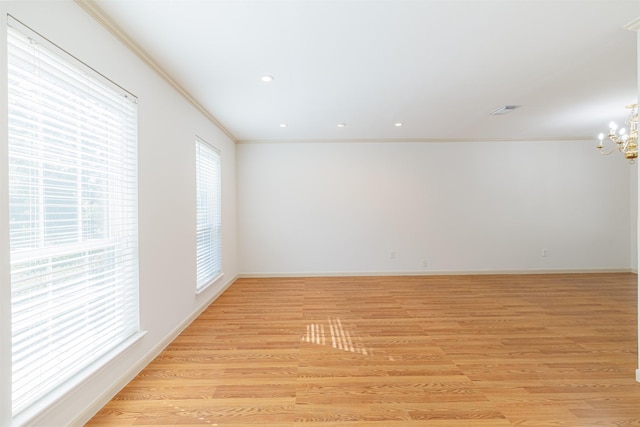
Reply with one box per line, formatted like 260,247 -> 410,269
261,75 -> 274,82
279,123 -> 288,128
394,122 -> 404,127
337,123 -> 347,128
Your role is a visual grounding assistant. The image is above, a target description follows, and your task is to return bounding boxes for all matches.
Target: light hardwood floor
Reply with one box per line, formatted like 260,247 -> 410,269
87,273 -> 640,426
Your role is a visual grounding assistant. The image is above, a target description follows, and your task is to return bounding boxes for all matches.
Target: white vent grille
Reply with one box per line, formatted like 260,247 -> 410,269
490,105 -> 519,115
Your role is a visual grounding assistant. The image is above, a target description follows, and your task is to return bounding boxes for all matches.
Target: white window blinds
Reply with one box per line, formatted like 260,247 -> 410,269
195,138 -> 222,290
7,19 -> 139,414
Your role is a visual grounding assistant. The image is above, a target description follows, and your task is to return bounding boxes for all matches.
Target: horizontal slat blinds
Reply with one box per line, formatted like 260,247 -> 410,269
7,19 -> 139,415
195,138 -> 222,290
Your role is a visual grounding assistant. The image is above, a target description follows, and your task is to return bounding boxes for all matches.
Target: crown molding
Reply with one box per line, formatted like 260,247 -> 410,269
624,17 -> 640,31
73,0 -> 237,143
236,136 -> 594,145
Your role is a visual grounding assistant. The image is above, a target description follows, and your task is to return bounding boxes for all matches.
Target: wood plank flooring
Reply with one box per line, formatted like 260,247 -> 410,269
86,273 -> 640,426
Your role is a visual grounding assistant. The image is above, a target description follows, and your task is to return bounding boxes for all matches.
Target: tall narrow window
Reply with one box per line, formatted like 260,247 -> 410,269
195,138 -> 222,291
7,19 -> 139,415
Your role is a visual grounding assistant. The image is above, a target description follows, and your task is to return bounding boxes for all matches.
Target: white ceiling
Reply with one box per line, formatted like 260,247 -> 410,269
85,0 -> 639,143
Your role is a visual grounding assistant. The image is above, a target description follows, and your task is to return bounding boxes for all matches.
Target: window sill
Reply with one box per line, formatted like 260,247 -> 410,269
196,272 -> 224,295
12,330 -> 147,427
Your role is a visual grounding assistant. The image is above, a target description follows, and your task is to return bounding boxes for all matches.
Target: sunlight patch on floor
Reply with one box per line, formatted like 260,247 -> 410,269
302,317 -> 371,355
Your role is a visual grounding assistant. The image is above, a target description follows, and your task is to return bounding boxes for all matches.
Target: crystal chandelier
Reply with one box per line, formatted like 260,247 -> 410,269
597,103 -> 638,163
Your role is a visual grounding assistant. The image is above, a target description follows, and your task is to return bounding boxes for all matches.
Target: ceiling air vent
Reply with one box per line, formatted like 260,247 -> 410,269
490,105 -> 519,115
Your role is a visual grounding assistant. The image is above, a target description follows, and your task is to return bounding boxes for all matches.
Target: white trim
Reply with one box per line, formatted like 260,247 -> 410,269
14,331 -> 146,427
624,17 -> 640,32
236,136 -> 593,145
0,6 -> 12,426
73,0 -> 236,143
238,268 -> 634,278
68,274 -> 238,427
195,138 -> 223,292
7,19 -> 140,419
637,369 -> 640,383
196,272 -> 224,295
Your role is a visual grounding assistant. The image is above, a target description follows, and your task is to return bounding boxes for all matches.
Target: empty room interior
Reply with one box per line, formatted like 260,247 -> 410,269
1,0 -> 640,426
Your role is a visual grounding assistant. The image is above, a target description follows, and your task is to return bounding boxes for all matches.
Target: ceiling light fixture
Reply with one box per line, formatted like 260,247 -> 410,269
489,105 -> 519,115
279,123 -> 288,128
597,103 -> 638,163
337,123 -> 346,128
394,122 -> 404,127
261,75 -> 274,82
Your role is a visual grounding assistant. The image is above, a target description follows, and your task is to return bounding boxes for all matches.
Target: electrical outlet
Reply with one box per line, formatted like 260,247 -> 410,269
542,248 -> 548,257
422,259 -> 428,267
390,250 -> 396,259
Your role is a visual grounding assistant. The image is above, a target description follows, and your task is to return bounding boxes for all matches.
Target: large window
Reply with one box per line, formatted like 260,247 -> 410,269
195,138 -> 222,291
7,18 -> 139,415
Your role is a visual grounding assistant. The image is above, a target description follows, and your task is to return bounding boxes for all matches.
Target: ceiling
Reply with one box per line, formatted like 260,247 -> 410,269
83,0 -> 639,143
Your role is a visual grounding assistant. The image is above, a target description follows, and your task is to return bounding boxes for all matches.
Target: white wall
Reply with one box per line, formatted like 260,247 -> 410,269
633,18 -> 640,385
0,2 -> 238,426
238,139 -> 633,275
0,1 -> 636,424
631,164 -> 638,272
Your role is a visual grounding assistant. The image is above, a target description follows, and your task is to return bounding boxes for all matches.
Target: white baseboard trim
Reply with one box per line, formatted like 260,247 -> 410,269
637,369 -> 640,384
238,268 -> 635,279
68,274 -> 238,427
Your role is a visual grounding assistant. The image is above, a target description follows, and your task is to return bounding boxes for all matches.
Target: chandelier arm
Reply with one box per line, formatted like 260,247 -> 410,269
598,147 -> 616,156
596,103 -> 638,162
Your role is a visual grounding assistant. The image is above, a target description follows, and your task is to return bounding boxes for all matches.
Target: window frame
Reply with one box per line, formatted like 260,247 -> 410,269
195,137 -> 222,292
6,15 -> 141,420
